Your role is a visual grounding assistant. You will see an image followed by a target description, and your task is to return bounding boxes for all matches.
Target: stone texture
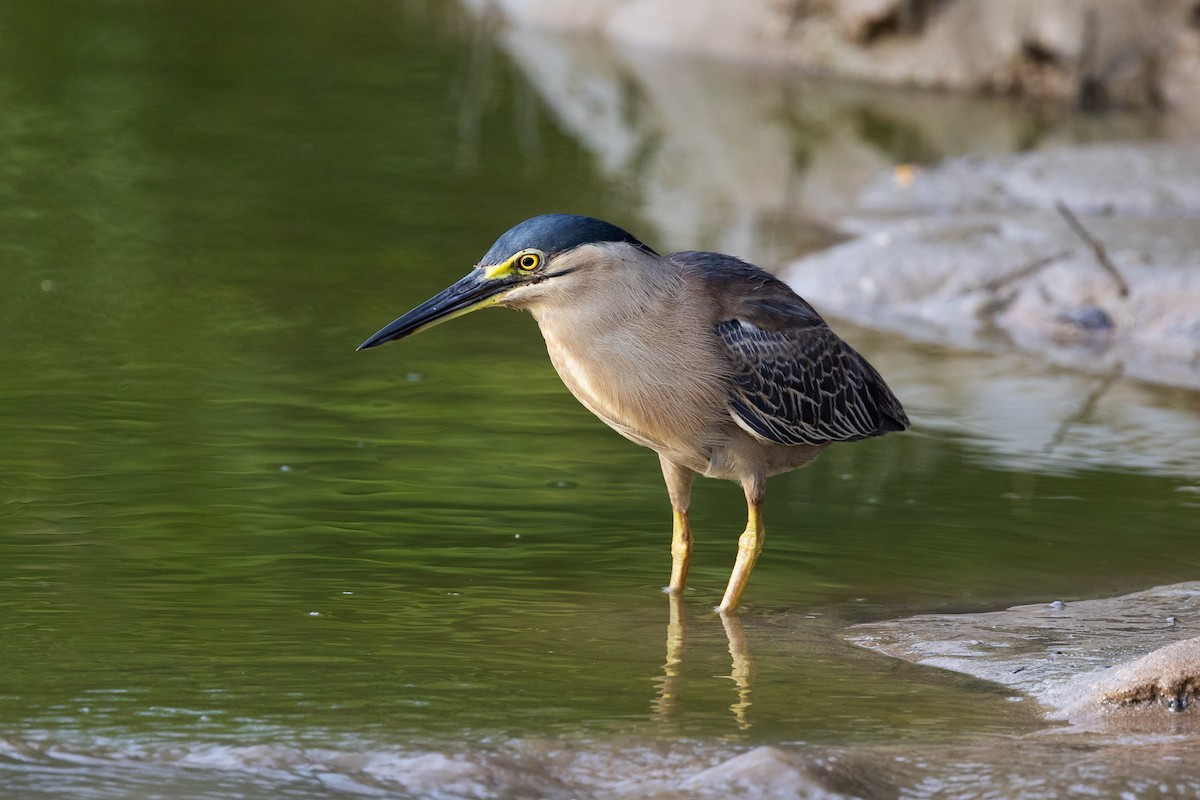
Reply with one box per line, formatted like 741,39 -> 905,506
848,582 -> 1200,729
1082,637 -> 1200,713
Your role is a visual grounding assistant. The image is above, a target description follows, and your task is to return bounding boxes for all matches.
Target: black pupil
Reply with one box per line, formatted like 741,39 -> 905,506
522,255 -> 536,269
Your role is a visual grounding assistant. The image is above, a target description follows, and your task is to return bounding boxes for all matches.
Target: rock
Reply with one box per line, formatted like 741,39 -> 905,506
847,581 -> 1200,730
1084,637 -> 1200,714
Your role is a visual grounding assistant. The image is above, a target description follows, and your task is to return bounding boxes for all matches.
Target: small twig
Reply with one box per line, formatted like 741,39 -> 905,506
981,250 -> 1071,294
1055,201 -> 1131,298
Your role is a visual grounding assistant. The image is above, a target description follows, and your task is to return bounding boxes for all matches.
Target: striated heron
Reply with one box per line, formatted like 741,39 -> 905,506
358,214 -> 908,612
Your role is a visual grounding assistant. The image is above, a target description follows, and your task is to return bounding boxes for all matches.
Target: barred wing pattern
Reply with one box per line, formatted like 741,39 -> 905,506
717,317 -> 907,447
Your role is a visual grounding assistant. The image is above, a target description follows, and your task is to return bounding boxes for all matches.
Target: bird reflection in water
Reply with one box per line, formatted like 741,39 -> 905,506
653,596 -> 755,732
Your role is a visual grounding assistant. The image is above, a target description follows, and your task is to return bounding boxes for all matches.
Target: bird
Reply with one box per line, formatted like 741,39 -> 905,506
358,214 -> 909,613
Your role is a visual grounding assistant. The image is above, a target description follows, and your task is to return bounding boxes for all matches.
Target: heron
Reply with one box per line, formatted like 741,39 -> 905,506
358,214 -> 908,612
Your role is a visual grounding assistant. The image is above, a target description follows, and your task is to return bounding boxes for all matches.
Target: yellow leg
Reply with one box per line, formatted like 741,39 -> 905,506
717,500 -> 764,613
659,456 -> 696,594
668,509 -> 693,593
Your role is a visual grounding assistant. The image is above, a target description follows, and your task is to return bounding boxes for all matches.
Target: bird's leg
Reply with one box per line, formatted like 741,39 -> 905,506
659,456 -> 696,594
669,509 -> 693,592
717,480 -> 765,613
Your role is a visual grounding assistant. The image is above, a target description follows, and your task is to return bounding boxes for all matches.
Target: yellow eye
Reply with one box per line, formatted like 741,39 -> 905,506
516,251 -> 541,272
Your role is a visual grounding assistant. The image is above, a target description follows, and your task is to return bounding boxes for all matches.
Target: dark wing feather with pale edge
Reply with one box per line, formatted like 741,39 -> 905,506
672,251 -> 909,447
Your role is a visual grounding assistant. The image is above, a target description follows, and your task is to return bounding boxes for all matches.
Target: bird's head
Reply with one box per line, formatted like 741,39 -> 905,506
357,214 -> 656,350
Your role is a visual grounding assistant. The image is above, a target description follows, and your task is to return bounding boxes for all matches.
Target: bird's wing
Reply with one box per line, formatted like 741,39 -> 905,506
667,250 -> 908,446
716,314 -> 905,446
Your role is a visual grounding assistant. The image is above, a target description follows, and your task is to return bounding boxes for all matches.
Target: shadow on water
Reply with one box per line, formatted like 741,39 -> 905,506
1,0 -> 1198,797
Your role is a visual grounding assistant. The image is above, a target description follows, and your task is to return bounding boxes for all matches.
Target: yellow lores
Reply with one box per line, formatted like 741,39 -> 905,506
359,214 -> 908,613
484,249 -> 543,280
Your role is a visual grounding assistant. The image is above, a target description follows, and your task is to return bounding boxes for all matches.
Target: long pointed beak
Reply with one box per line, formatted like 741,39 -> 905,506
357,268 -> 517,351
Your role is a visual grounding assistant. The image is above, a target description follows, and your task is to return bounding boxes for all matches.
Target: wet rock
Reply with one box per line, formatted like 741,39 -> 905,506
1077,636 -> 1200,715
847,581 -> 1200,730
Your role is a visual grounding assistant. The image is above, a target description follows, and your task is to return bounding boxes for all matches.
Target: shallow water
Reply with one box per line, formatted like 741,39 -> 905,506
2,2 -> 1199,797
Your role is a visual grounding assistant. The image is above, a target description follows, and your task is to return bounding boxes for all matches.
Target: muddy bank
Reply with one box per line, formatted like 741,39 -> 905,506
850,582 -> 1200,728
783,142 -> 1200,391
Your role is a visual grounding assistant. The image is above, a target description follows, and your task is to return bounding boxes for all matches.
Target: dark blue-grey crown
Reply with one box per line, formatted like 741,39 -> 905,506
479,214 -> 657,266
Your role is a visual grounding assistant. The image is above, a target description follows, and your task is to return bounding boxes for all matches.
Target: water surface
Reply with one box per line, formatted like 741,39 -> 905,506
1,2 -> 1198,797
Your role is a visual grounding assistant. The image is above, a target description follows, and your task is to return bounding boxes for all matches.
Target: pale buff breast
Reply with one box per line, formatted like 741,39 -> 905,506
531,283 -> 733,475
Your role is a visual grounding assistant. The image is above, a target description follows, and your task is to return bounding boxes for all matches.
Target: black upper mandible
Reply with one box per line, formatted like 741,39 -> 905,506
479,214 -> 658,266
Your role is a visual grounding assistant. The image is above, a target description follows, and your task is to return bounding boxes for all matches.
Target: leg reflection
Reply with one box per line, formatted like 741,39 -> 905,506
720,611 -> 754,731
651,595 -> 757,732
652,592 -> 688,720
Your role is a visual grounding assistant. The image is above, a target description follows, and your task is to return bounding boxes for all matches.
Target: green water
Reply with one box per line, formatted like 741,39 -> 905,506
2,2 -> 1198,797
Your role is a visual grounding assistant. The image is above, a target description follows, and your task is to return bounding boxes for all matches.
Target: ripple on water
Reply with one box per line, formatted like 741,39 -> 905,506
3,733 -> 1200,800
